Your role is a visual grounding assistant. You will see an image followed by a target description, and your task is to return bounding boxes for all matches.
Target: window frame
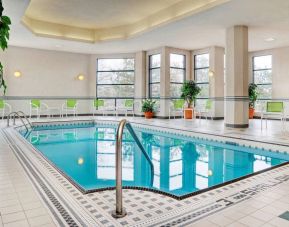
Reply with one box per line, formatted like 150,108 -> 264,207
148,54 -> 161,98
252,55 -> 272,99
194,53 -> 210,105
169,53 -> 186,98
96,58 -> 135,98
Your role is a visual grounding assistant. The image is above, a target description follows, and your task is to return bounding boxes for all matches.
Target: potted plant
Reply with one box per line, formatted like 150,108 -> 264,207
181,80 -> 201,119
248,83 -> 258,119
141,99 -> 156,119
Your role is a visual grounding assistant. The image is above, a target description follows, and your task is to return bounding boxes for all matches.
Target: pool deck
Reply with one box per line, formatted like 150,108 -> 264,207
1,116 -> 289,227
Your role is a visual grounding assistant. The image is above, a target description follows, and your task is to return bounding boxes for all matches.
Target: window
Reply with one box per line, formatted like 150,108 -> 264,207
194,54 -> 210,106
97,58 -> 135,98
170,54 -> 185,97
149,54 -> 161,98
253,55 -> 272,99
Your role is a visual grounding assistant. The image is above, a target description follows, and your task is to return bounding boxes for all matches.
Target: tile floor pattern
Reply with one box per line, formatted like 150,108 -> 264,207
1,116 -> 289,226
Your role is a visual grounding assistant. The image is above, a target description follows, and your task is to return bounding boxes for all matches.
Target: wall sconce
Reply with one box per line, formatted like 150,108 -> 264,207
77,74 -> 85,81
208,70 -> 214,77
14,71 -> 22,78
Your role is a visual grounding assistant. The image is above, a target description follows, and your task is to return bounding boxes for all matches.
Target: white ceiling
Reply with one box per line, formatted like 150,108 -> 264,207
4,0 -> 289,54
26,0 -> 182,29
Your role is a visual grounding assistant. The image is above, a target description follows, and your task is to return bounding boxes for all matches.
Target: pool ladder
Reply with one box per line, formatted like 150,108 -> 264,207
7,111 -> 33,132
112,119 -> 154,218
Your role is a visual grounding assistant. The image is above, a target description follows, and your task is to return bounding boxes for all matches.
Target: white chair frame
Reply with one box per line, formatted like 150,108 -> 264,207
30,101 -> 50,118
0,102 -> 12,120
61,102 -> 78,117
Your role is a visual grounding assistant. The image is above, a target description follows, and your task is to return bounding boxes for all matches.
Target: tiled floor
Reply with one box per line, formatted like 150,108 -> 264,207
1,116 -> 289,226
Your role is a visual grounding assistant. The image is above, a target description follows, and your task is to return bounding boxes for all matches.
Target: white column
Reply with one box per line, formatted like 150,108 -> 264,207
134,51 -> 146,116
159,47 -> 170,118
225,25 -> 249,128
209,46 -> 225,119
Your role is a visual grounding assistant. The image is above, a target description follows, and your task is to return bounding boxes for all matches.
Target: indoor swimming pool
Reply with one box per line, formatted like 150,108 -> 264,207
20,122 -> 289,198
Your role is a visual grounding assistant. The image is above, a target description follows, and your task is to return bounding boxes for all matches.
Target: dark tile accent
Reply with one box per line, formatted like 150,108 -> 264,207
279,211 -> 289,221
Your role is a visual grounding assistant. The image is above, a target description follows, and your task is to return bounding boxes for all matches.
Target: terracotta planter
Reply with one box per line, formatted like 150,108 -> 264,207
249,108 -> 255,119
144,112 -> 153,119
184,108 -> 194,119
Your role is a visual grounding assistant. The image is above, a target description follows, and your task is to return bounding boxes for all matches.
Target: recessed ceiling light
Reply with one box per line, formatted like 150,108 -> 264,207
264,38 -> 275,42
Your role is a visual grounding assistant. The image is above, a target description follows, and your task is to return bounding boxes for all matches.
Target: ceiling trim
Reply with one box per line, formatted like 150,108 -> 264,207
22,0 -> 231,43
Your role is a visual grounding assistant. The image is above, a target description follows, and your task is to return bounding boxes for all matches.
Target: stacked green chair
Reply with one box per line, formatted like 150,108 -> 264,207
62,99 -> 77,117
169,99 -> 185,119
0,99 -> 12,120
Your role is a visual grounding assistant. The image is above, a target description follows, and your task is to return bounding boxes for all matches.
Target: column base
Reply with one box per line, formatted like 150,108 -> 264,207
225,123 -> 249,128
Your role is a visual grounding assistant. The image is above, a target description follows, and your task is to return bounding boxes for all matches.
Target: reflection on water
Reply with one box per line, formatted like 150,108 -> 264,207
26,126 -> 289,196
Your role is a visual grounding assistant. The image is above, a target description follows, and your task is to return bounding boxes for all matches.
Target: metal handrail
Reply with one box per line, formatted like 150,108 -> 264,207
7,111 -> 33,132
15,111 -> 32,128
112,119 -> 154,218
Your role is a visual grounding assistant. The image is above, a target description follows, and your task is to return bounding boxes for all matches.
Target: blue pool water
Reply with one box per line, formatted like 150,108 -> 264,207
22,124 -> 289,197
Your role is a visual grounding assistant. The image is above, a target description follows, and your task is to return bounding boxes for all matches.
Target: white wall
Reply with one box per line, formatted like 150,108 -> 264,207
0,46 -> 91,114
3,46 -> 90,96
249,46 -> 289,99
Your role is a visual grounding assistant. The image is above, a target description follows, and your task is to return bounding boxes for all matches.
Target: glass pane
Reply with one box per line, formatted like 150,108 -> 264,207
170,84 -> 183,98
98,58 -> 134,71
195,54 -> 209,68
97,85 -> 134,97
150,54 -> 161,68
170,68 -> 185,83
97,71 -> 134,84
195,68 -> 209,83
198,84 -> 209,98
253,55 -> 272,70
150,84 -> 160,98
257,85 -> 272,99
170,54 -> 185,68
253,70 -> 272,84
150,69 -> 160,83
195,99 -> 207,109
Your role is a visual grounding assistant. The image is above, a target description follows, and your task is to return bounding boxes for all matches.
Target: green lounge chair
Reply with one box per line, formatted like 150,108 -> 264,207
261,101 -> 284,129
62,99 -> 77,117
169,99 -> 185,119
93,99 -> 105,116
116,99 -> 134,117
30,99 -> 49,118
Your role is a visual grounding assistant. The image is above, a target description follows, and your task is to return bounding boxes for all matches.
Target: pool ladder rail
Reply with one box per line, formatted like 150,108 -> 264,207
7,111 -> 33,133
112,119 -> 154,219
